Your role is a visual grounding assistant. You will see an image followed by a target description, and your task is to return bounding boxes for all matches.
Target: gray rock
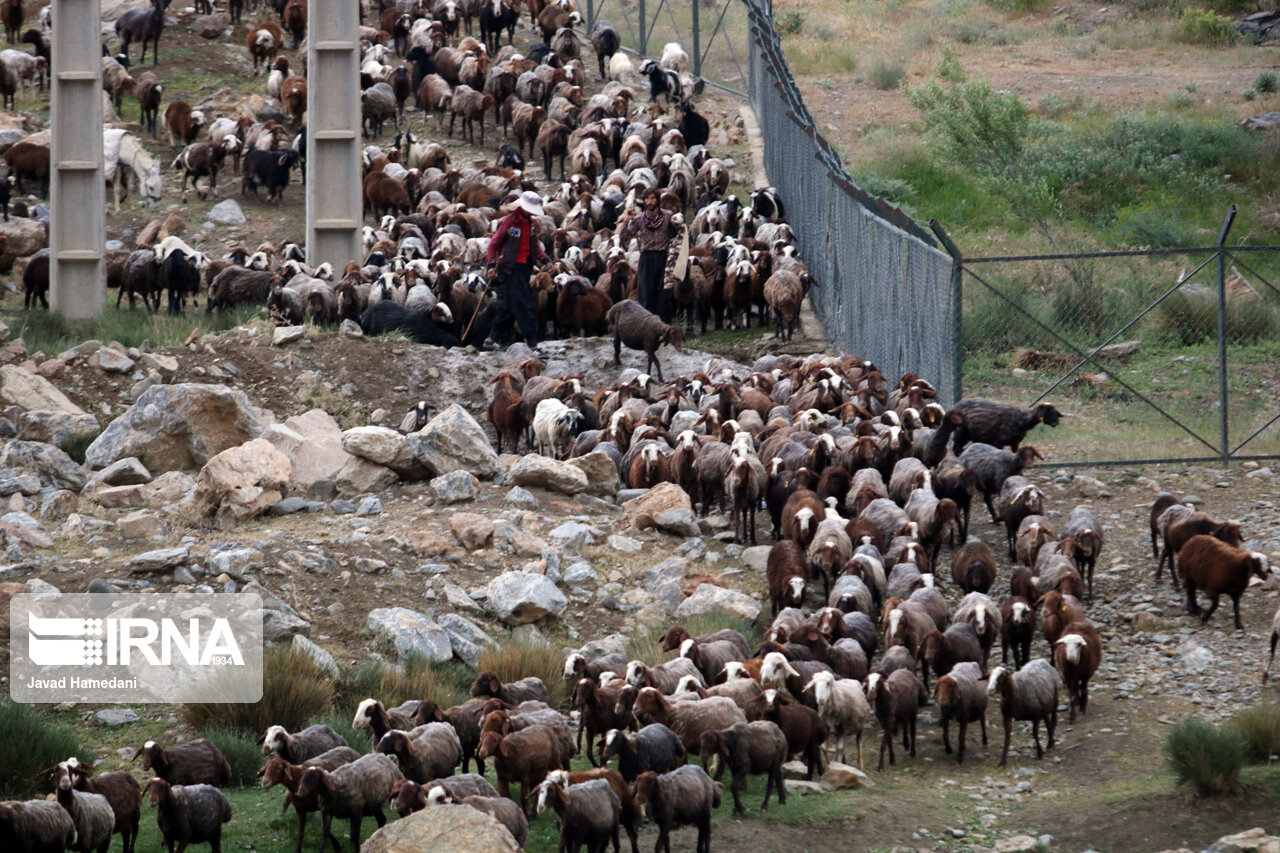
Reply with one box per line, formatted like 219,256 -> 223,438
616,488 -> 648,503
340,319 -> 363,338
97,457 -> 152,486
504,486 -> 539,509
430,470 -> 478,503
0,472 -> 41,495
207,547 -> 262,578
644,557 -> 689,608
742,545 -> 771,572
87,578 -> 118,594
437,613 -> 494,667
331,499 -> 356,514
128,546 -> 191,573
507,454 -> 590,495
405,403 -> 500,478
367,607 -> 453,661
263,609 -> 311,642
273,325 -> 306,347
207,199 -> 246,224
607,534 -> 642,553
0,364 -> 84,415
485,571 -> 568,624
360,804 -> 519,853
0,440 -> 87,493
1178,639 -> 1214,673
171,566 -> 197,585
563,561 -> 597,590
17,410 -> 102,451
270,497 -> 306,516
97,347 -> 136,374
85,383 -> 268,474
291,634 -> 338,675
674,583 -> 762,622
357,496 -> 383,516
549,521 -> 597,544
95,709 -> 139,726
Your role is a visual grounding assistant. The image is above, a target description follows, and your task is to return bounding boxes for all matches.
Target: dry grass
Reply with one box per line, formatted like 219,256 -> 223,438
477,638 -> 571,709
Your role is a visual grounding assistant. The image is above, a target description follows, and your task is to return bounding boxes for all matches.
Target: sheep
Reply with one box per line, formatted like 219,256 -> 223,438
763,270 -> 805,341
866,668 -> 927,771
23,248 -> 49,309
573,678 -> 631,766
554,274 -> 613,336
0,799 -> 78,853
951,540 -> 997,594
259,749 -> 361,853
858,497 -> 911,548
1015,515 -> 1056,568
607,299 -> 685,382
953,591 -> 1002,672
637,58 -> 682,105
488,386 -> 533,454
247,23 -> 284,73
678,637 -> 742,686
281,75 -> 307,129
746,689 -> 826,779
957,443 -> 1042,523
4,139 -> 49,196
919,623 -> 982,692
1149,492 -> 1182,561
52,762 -> 113,853
418,773 -> 499,802
359,300 -> 461,347
883,599 -> 935,660
563,650 -> 629,683
805,671 -> 869,769
829,573 -> 874,617
296,754 -> 401,853
1059,505 -> 1105,599
1,49 -> 43,96
1036,555 -> 1086,600
949,398 -> 1061,452
995,475 -> 1043,561
933,456 -> 982,543
625,656 -> 705,695
282,0 -> 306,47
536,776 -> 620,853
1160,509 -> 1243,585
533,397 -> 586,458
676,674 -> 766,713
430,789 -> 529,847
536,118 -> 572,181
903,489 -> 960,567
808,516 -> 853,598
588,20 -> 620,79
133,740 -> 231,787
65,763 -> 142,853
632,765 -> 720,853
476,724 -> 572,816
135,71 -> 163,138
601,724 -> 686,783
103,56 -> 136,113
375,724 -> 462,783
144,779 -> 232,853
1037,589 -> 1085,648
935,661 -> 988,764
116,0 -> 165,66
471,666 -> 550,701
1000,596 -> 1036,669
352,698 -> 415,744
163,101 -> 204,149
782,487 -> 826,549
766,539 -> 807,617
660,626 -> 752,660
1179,534 -> 1271,630
0,0 -> 20,43
988,658 -> 1061,767
478,705 -> 575,762
1266,604 -> 1280,685
259,725 -> 348,765
1054,619 -> 1102,723
633,688 -> 746,760
696,721 -> 786,815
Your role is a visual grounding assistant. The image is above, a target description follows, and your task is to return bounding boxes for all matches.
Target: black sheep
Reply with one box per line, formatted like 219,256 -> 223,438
950,397 -> 1061,452
360,300 -> 462,348
589,20 -> 620,79
957,443 -> 1043,524
678,101 -> 710,148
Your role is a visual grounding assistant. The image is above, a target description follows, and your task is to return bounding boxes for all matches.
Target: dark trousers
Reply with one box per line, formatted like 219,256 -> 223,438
490,262 -> 538,346
637,249 -> 672,322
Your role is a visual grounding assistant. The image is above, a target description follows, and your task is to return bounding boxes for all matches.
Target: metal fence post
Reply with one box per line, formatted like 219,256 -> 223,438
692,0 -> 701,77
586,0 -> 594,29
638,0 -> 647,55
930,219 -> 963,404
306,0 -> 361,272
50,0 -> 104,319
1216,204 -> 1237,466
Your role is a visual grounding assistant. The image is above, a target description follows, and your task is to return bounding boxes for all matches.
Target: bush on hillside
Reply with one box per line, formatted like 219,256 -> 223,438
1166,717 -> 1245,795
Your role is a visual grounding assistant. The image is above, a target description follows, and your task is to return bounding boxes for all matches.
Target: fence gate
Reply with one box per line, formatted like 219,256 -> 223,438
938,207 -> 1280,467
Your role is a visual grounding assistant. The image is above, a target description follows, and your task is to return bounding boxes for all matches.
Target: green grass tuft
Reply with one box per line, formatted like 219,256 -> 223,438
7,304 -> 263,358
182,646 -> 335,736
201,727 -> 264,787
1176,9 -> 1238,46
0,700 -> 90,798
1165,717 -> 1246,795
1228,704 -> 1280,763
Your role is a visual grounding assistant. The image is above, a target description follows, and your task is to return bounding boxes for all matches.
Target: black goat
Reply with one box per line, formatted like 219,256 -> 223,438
950,398 -> 1062,452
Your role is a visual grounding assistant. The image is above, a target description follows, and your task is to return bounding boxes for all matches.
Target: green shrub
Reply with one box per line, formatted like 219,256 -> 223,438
1165,717 -> 1245,795
1203,0 -> 1258,13
1176,9 -> 1238,46
201,728 -> 262,788
477,639 -> 569,709
868,56 -> 906,90
0,701 -> 89,798
1168,88 -> 1196,109
1157,291 -> 1279,345
1049,274 -> 1113,339
1256,71 -> 1278,94
985,0 -> 1049,11
775,10 -> 805,35
182,646 -> 335,735
1228,705 -> 1280,762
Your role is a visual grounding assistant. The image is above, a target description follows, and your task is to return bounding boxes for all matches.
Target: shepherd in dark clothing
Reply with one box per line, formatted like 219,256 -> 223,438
484,190 -> 550,353
618,188 -> 680,321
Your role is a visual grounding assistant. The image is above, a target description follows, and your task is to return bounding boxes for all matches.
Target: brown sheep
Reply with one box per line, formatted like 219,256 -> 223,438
4,139 -> 49,195
1036,590 -> 1085,647
763,269 -> 805,341
512,102 -> 547,160
488,386 -> 533,454
247,23 -> 284,73
163,101 -> 204,148
536,117 -> 572,182
280,75 -> 307,129
417,73 -> 454,128
1053,620 -> 1102,723
449,84 -> 495,145
1179,535 -> 1271,630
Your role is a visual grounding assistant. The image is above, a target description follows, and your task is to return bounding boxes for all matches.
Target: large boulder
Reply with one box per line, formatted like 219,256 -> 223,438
485,571 -> 568,624
193,438 -> 291,528
450,512 -> 494,550
506,454 -> 589,495
360,804 -> 518,853
0,218 -> 47,257
367,607 -> 453,662
192,12 -> 230,38
0,364 -> 84,414
0,440 -> 87,493
405,403 -> 500,478
674,583 -> 762,623
85,383 -> 268,473
263,409 -> 355,495
341,425 -> 429,479
17,410 -> 101,451
335,457 -> 399,496
622,482 -> 700,537
567,451 -> 621,498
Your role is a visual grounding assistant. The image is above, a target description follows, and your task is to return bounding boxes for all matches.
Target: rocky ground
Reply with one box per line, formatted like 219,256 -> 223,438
0,314 -> 1279,850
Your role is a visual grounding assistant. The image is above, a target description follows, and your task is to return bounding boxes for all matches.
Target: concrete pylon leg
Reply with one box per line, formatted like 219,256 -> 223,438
50,0 -> 105,318
305,0 -> 361,270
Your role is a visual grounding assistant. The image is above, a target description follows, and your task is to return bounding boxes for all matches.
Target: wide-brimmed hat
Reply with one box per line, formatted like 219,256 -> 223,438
514,190 -> 544,216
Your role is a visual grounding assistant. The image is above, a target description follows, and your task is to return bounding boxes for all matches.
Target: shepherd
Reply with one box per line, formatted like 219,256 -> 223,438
618,188 -> 682,322
483,190 -> 550,355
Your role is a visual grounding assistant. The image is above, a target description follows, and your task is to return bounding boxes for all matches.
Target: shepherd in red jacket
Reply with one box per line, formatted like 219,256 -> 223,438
484,190 -> 550,353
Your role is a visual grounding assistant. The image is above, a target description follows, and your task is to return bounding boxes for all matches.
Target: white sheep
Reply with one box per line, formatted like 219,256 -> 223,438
806,671 -> 869,769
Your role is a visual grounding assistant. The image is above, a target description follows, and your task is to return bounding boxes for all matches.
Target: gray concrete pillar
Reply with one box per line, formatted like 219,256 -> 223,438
50,0 -> 105,318
306,0 -> 361,270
